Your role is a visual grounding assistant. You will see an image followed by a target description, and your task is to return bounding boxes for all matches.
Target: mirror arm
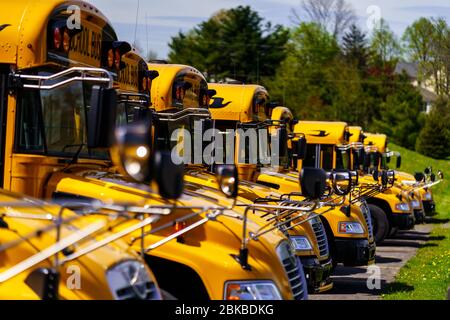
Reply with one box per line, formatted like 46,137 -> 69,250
60,216 -> 159,264
145,216 -> 210,252
0,221 -> 105,283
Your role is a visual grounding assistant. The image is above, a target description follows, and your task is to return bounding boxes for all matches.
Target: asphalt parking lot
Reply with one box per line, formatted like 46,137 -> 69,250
310,224 -> 433,300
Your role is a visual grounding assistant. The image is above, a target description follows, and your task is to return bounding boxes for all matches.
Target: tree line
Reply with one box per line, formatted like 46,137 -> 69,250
167,1 -> 450,159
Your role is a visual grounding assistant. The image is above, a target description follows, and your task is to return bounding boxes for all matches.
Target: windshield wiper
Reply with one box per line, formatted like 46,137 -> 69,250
61,144 -> 85,169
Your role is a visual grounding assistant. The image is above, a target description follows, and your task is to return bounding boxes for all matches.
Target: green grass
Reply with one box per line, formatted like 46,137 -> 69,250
382,143 -> 450,300
388,143 -> 450,213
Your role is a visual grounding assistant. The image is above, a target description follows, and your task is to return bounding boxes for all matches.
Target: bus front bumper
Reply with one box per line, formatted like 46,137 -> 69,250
334,238 -> 376,267
392,213 -> 415,230
300,257 -> 333,293
422,200 -> 436,216
413,209 -> 425,224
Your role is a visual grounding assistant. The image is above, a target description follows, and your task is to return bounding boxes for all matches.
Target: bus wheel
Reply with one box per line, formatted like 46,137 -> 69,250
369,204 -> 389,244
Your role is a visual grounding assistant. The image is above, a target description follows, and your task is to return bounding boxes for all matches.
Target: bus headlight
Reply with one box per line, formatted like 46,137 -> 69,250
410,200 -> 420,209
224,281 -> 282,300
290,236 -> 313,251
338,222 -> 364,234
395,203 -> 411,212
106,260 -> 161,300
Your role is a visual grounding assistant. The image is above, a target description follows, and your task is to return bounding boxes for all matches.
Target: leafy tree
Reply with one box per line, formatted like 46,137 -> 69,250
371,74 -> 425,149
403,17 -> 450,95
430,18 -> 450,95
342,24 -> 370,71
416,97 -> 450,159
402,18 -> 434,82
370,19 -> 401,66
168,6 -> 289,83
267,23 -> 340,120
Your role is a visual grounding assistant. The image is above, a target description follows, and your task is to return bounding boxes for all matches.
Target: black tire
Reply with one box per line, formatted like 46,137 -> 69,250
368,204 -> 390,244
160,289 -> 178,300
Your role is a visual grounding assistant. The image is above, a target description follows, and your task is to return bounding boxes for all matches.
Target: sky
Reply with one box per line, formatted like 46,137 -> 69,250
88,0 -> 450,59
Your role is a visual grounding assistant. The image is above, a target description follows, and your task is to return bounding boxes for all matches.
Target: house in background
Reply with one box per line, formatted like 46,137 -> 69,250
395,62 -> 438,113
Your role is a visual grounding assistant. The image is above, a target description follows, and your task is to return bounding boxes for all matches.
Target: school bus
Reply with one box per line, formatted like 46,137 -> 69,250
0,0 -> 170,300
1,0 -> 302,300
364,133 -> 428,223
347,128 -> 416,241
204,83 -> 334,292
284,120 -> 376,266
0,189 -> 164,300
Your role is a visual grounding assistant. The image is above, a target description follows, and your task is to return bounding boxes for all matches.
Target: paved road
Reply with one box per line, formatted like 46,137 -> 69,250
309,224 -> 433,300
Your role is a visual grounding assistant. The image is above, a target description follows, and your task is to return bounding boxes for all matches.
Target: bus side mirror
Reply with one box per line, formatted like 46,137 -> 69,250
112,122 -> 184,200
381,170 -> 389,187
438,170 -> 444,180
88,86 -> 117,149
414,172 -> 425,182
25,268 -> 59,300
430,173 -> 436,182
215,165 -> 239,198
292,137 -> 307,160
373,153 -> 380,168
279,127 -> 289,158
372,169 -> 379,182
363,152 -> 370,170
152,151 -> 184,200
396,156 -> 402,169
344,130 -> 351,142
300,168 -> 327,199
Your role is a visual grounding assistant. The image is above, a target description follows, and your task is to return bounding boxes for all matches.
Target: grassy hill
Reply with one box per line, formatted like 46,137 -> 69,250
389,143 -> 450,219
383,143 -> 450,300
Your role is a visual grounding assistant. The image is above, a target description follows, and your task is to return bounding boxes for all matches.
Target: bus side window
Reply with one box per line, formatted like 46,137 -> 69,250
17,90 -> 45,152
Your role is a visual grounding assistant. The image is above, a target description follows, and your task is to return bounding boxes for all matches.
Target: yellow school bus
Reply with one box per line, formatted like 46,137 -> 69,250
287,121 -> 376,266
205,83 -> 334,292
0,0 -> 300,300
0,189 -> 163,300
0,0 -> 167,300
347,128 -> 416,241
363,132 -> 428,225
149,63 -> 311,299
